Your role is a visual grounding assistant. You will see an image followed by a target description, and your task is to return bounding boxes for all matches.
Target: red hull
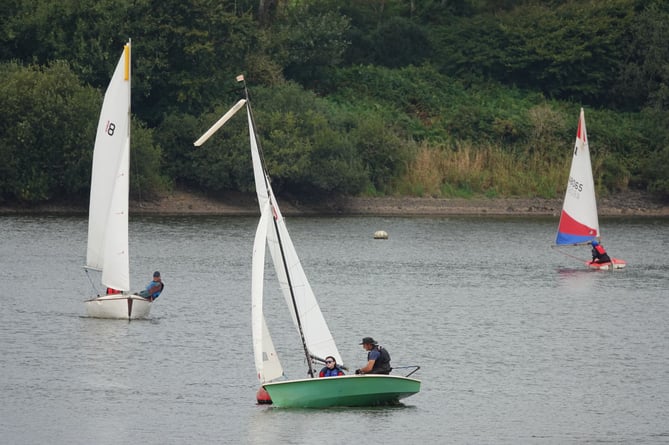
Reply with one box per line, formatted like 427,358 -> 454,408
586,258 -> 626,270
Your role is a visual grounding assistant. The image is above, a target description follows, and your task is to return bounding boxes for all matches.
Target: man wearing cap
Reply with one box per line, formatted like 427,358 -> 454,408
139,271 -> 164,301
355,337 -> 392,375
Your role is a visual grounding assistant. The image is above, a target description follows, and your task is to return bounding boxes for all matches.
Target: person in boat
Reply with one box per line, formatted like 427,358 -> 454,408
591,240 -> 611,263
319,356 -> 345,377
139,271 -> 164,300
355,337 -> 392,375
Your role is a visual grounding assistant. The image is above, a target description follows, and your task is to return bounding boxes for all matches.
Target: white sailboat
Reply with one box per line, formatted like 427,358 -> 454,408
554,108 -> 626,270
83,40 -> 152,319
195,76 -> 420,408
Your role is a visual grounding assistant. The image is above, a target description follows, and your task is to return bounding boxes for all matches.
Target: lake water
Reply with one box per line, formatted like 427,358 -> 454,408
1,214 -> 668,444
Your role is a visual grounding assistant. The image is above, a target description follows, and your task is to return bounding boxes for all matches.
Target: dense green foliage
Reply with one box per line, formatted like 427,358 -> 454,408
0,61 -> 166,203
0,61 -> 99,202
1,0 -> 668,204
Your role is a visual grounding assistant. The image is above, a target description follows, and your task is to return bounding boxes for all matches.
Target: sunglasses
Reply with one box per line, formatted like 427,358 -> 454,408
325,360 -> 334,364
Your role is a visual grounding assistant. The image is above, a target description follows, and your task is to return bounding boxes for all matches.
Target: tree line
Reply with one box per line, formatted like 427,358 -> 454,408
1,0 -> 668,205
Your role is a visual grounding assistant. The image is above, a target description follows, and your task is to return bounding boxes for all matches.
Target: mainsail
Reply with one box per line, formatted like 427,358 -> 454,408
86,42 -> 131,292
245,105 -> 343,374
555,108 -> 599,245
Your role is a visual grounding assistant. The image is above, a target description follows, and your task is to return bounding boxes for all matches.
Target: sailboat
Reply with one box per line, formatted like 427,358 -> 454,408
554,108 -> 626,270
194,76 -> 421,408
83,40 -> 152,319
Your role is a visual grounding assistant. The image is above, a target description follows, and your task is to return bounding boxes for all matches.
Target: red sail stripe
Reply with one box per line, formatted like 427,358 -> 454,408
558,210 -> 597,236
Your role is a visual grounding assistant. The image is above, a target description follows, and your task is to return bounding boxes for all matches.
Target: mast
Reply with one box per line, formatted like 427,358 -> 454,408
240,79 -> 316,378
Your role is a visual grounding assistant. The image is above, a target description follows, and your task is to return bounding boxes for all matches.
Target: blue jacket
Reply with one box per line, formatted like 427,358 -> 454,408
145,280 -> 164,298
319,366 -> 344,377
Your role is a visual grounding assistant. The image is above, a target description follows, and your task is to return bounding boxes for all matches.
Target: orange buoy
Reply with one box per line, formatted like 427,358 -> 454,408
256,387 -> 272,404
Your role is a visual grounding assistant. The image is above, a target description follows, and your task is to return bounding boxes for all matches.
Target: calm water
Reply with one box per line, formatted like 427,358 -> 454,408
1,214 -> 668,444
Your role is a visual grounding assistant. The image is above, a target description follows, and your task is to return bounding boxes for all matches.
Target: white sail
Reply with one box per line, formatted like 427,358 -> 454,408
555,108 -> 599,245
195,82 -> 421,406
246,108 -> 343,368
101,137 -> 130,291
252,201 -> 283,382
86,42 -> 131,291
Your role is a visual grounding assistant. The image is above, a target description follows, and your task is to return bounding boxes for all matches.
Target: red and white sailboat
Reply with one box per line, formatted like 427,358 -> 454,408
554,108 -> 626,270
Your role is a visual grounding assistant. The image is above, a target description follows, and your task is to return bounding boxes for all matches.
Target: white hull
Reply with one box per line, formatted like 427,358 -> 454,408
84,294 -> 151,319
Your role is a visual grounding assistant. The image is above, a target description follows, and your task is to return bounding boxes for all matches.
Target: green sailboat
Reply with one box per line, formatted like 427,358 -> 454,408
195,76 -> 421,408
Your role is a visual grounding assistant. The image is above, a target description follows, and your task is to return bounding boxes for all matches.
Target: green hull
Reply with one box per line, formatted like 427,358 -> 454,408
263,375 -> 421,408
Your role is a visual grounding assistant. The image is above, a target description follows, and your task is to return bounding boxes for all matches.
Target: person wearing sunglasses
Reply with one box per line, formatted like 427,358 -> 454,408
319,356 -> 345,377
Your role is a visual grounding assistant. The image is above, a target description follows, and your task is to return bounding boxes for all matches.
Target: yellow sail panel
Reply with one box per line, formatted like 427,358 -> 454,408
123,43 -> 130,81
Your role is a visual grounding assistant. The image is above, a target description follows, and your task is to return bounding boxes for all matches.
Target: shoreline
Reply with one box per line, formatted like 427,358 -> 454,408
1,190 -> 667,217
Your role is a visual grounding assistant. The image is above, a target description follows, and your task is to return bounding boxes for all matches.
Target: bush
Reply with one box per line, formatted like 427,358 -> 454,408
0,60 -> 168,204
0,61 -> 99,203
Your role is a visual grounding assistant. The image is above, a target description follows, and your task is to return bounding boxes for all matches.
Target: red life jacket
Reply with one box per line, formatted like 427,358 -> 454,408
594,245 -> 606,255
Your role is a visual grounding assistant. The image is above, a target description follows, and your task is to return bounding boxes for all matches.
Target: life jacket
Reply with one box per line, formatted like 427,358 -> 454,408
106,288 -> 120,295
319,366 -> 344,377
593,244 -> 611,262
150,282 -> 165,298
370,346 -> 392,374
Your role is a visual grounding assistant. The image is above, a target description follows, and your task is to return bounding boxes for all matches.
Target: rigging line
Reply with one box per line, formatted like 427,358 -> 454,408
84,268 -> 100,295
552,246 -> 590,262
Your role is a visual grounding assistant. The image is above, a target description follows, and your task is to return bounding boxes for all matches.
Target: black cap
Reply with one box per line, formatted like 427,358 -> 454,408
153,271 -> 161,277
359,337 -> 377,345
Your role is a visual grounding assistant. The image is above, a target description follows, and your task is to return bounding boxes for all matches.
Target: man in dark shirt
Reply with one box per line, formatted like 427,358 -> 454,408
355,337 -> 392,375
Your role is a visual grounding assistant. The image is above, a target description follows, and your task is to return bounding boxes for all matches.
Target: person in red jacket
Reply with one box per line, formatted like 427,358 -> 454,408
591,240 -> 611,263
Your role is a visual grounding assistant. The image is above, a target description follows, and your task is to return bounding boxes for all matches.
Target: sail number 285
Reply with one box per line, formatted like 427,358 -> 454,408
568,176 -> 583,192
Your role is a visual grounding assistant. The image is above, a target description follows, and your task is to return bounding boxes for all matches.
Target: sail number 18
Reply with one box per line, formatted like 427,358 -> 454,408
105,120 -> 116,136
